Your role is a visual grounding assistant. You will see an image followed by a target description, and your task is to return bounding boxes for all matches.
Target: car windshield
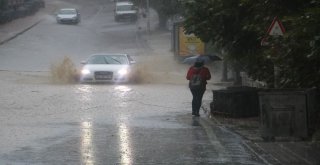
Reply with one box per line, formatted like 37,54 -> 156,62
87,55 -> 129,65
59,9 -> 76,15
117,5 -> 134,11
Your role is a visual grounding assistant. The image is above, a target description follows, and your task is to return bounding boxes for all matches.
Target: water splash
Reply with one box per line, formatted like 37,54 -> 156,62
50,56 -> 79,84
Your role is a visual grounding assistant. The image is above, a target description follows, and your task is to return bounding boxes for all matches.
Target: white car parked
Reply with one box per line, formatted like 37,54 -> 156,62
80,54 -> 136,83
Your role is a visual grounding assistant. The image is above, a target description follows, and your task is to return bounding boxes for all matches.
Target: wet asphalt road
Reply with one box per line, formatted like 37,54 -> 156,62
0,0 -> 266,164
0,73 -> 264,164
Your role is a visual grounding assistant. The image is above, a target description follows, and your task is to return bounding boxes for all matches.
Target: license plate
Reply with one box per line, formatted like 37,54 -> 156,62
96,75 -> 112,79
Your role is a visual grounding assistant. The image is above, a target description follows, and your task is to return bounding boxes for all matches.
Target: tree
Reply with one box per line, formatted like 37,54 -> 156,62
182,0 -> 320,88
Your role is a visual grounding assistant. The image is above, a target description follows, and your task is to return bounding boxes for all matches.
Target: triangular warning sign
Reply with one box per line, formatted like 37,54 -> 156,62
267,17 -> 285,36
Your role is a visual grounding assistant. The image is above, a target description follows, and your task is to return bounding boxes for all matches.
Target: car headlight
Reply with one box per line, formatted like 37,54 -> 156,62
118,68 -> 128,75
81,69 -> 90,75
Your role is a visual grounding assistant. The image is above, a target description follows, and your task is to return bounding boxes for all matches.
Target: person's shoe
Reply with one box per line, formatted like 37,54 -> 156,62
194,114 -> 200,117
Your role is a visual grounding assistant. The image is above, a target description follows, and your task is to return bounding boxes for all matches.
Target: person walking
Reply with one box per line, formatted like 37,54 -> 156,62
186,58 -> 211,117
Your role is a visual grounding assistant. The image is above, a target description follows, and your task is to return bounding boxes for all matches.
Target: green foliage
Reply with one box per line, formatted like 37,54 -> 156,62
182,0 -> 320,88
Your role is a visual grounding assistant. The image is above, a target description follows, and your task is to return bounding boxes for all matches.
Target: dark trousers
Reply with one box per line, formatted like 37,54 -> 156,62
190,88 -> 205,115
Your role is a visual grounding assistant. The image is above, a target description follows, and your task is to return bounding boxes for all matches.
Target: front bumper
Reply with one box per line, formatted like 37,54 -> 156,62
115,14 -> 137,20
80,71 -> 130,83
57,18 -> 79,23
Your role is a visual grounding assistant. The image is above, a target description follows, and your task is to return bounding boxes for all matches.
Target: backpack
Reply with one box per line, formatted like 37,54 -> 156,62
189,68 -> 203,89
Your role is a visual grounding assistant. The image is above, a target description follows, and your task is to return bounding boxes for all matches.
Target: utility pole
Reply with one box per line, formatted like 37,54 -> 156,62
146,0 -> 150,34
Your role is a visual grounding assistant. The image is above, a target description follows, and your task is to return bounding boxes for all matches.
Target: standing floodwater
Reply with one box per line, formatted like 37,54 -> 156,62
0,0 -> 264,164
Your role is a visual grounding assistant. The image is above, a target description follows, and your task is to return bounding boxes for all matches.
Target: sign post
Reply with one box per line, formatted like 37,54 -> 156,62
263,17 -> 285,88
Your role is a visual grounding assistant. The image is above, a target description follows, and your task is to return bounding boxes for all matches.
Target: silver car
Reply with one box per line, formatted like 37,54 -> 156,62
56,8 -> 80,24
80,54 -> 136,83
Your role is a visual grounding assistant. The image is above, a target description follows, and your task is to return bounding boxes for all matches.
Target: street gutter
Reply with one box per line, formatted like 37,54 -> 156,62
200,104 -> 280,165
0,19 -> 43,45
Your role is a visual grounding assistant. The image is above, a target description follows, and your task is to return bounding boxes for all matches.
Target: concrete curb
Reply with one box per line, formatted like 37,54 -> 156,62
201,102 -> 320,165
201,104 -> 280,165
0,19 -> 43,45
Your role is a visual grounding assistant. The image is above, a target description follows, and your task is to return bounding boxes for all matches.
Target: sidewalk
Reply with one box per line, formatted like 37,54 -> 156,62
0,0 -> 61,45
202,101 -> 320,165
0,14 -> 41,45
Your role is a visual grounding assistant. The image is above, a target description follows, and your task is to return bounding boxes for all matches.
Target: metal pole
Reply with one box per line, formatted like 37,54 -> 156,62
146,0 -> 150,34
273,36 -> 280,88
274,65 -> 280,88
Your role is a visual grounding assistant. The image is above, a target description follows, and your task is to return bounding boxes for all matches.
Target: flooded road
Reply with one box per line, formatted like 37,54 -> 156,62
0,71 -> 264,164
0,0 -> 265,164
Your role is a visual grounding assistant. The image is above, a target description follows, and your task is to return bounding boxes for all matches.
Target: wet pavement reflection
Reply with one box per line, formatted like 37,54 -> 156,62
77,85 -> 94,102
191,117 -> 201,127
114,85 -> 132,108
0,80 -> 266,164
118,122 -> 132,165
114,85 -> 134,165
81,121 -> 94,165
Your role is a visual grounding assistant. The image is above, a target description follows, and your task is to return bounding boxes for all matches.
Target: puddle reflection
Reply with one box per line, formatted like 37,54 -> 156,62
114,85 -> 131,93
192,117 -> 201,126
81,121 -> 94,165
118,122 -> 132,165
114,85 -> 132,108
114,85 -> 132,98
77,85 -> 94,102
